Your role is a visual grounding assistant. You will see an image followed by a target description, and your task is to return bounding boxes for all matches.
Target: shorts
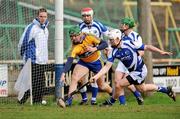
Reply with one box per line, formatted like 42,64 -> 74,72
77,59 -> 103,73
126,65 -> 147,85
116,61 -> 129,74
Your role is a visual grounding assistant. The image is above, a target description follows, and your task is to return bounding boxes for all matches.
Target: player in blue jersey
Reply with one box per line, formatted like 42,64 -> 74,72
115,17 -> 145,105
77,7 -> 111,105
79,7 -> 109,38
90,29 -> 176,106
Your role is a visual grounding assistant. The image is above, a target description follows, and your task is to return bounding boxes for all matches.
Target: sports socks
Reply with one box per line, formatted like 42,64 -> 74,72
110,97 -> 116,104
66,96 -> 73,106
119,95 -> 126,105
80,92 -> 88,102
157,86 -> 168,93
91,87 -> 98,102
133,90 -> 142,99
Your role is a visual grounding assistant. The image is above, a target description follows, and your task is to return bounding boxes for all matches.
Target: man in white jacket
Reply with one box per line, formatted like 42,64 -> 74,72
17,8 -> 49,104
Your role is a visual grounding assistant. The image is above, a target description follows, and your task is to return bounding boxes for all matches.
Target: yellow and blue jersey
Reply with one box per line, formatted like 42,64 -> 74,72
70,34 -> 101,63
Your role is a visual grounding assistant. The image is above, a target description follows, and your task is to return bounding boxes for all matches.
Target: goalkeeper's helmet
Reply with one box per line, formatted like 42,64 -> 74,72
121,17 -> 135,28
81,7 -> 94,17
69,26 -> 81,35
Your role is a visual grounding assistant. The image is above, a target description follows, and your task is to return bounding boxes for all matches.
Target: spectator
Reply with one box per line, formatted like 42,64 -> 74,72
17,8 -> 49,104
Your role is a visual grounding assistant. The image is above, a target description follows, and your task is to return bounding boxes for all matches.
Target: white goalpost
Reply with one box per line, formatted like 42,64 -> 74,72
54,0 -> 64,100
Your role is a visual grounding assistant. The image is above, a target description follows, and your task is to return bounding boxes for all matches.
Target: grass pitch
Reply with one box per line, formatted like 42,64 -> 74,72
0,93 -> 179,119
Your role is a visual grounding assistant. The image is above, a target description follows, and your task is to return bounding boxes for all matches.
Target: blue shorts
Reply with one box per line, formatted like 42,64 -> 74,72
77,59 -> 103,73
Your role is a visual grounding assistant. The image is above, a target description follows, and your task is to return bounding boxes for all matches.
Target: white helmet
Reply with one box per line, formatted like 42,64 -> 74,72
108,29 -> 122,40
81,7 -> 94,17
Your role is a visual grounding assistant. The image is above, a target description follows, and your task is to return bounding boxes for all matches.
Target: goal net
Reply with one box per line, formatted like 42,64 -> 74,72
0,0 -> 55,105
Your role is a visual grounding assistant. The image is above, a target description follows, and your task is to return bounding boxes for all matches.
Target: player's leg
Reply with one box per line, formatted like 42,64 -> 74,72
66,64 -> 89,106
88,59 -> 106,105
101,71 -> 125,106
115,61 -> 128,105
127,85 -> 144,105
96,75 -> 112,95
135,83 -> 176,101
79,75 -> 88,105
121,65 -> 147,105
113,72 -> 129,105
90,80 -> 99,105
113,70 -> 129,105
116,71 -> 126,105
132,65 -> 173,98
100,72 -> 130,106
78,74 -> 99,105
116,61 -> 143,105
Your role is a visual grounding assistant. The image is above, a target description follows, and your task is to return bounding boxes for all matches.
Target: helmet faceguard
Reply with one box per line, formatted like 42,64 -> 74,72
69,26 -> 82,45
108,29 -> 122,48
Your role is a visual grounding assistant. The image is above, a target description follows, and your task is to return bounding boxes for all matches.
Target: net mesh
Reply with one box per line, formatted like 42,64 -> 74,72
0,0 -> 55,104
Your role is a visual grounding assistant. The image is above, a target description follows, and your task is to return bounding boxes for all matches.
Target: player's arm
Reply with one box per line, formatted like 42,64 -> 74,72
60,57 -> 74,81
93,35 -> 108,51
91,48 -> 114,82
138,51 -> 144,56
87,39 -> 108,52
60,49 -> 78,81
143,44 -> 172,55
134,35 -> 144,56
90,61 -> 113,82
96,40 -> 108,50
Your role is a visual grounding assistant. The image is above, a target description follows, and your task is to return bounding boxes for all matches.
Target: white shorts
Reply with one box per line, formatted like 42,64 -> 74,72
127,65 -> 148,85
115,61 -> 129,74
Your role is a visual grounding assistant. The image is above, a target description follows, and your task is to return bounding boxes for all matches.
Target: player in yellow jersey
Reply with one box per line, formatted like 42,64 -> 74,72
60,26 -> 112,106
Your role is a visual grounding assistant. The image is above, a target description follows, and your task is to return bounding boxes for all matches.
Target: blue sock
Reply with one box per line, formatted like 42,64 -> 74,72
157,86 -> 168,93
110,97 -> 116,104
119,95 -> 126,105
66,96 -> 73,106
91,87 -> 98,101
81,92 -> 87,101
133,90 -> 141,99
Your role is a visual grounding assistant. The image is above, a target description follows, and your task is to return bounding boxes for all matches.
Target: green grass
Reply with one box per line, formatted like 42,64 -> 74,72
0,93 -> 180,119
